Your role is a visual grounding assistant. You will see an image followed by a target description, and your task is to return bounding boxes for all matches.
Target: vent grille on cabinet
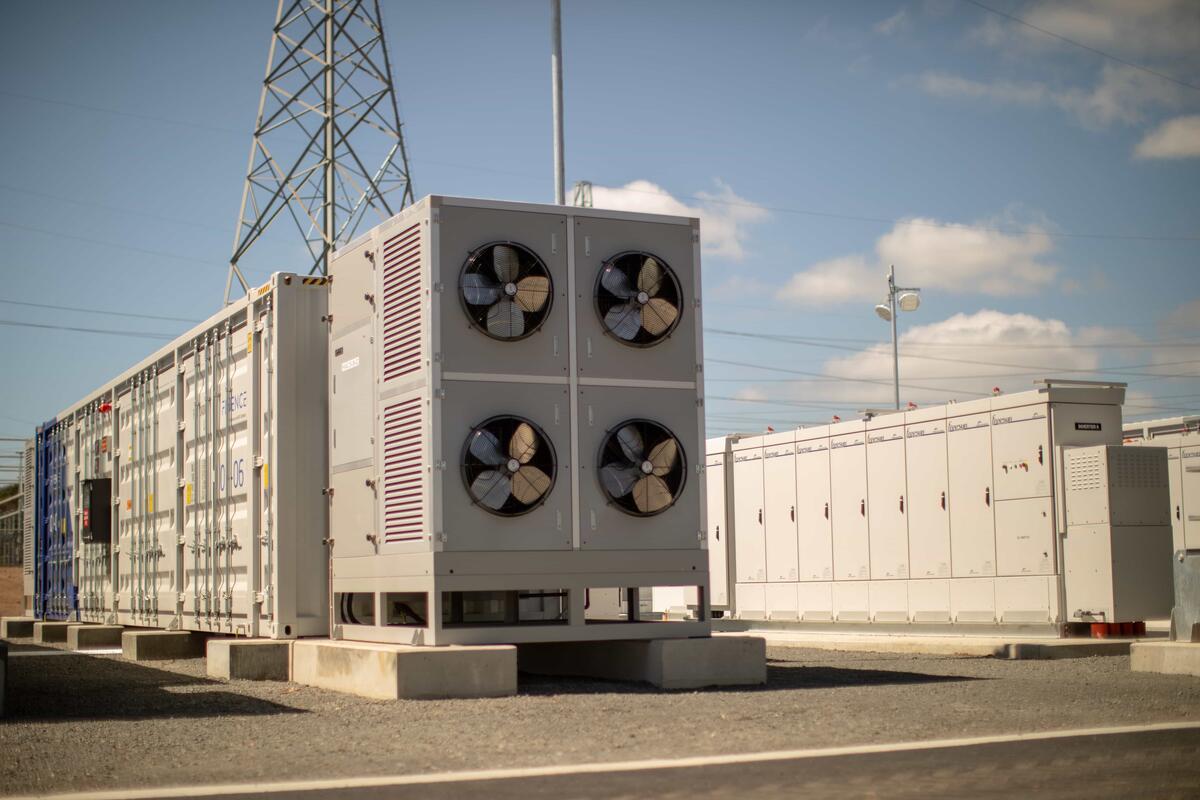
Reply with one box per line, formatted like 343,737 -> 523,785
380,223 -> 423,382
1067,450 -> 1103,492
1109,448 -> 1167,489
381,397 -> 425,544
22,444 -> 34,575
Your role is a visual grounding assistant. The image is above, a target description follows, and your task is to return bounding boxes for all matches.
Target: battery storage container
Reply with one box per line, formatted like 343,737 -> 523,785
31,273 -> 329,638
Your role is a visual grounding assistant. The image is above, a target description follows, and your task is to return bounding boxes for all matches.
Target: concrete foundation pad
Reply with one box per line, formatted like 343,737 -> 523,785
207,639 -> 292,681
1131,642 -> 1200,678
33,622 -> 77,644
1,617 -> 36,638
519,636 -> 768,689
292,639 -> 517,700
716,631 -> 1138,659
67,625 -> 124,650
121,630 -> 207,661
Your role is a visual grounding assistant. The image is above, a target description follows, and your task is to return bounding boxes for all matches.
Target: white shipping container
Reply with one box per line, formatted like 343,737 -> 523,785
35,274 -> 329,638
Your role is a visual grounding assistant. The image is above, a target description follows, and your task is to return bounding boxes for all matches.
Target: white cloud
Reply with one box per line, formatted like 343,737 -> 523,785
588,179 -> 767,262
916,64 -> 1187,128
1135,115 -> 1200,159
1161,298 -> 1200,332
776,215 -> 1058,306
976,1 -> 1200,61
874,8 -> 909,36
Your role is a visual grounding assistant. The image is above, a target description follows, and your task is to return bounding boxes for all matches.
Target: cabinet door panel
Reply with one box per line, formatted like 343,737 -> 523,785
831,443 -> 869,580
948,421 -> 996,577
733,452 -> 765,583
906,431 -> 951,578
867,436 -> 909,579
796,446 -> 833,580
764,451 -> 798,581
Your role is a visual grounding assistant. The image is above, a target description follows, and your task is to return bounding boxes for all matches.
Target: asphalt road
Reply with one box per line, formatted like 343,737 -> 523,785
105,727 -> 1200,800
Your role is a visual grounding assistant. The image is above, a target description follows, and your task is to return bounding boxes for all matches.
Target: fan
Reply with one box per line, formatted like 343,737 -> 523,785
595,251 -> 682,346
462,416 -> 557,516
598,419 -> 687,516
460,242 -> 552,341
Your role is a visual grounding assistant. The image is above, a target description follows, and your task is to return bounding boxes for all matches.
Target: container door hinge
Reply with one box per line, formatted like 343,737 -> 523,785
253,456 -> 264,468
322,314 -> 334,323
322,487 -> 334,497
255,592 -> 266,604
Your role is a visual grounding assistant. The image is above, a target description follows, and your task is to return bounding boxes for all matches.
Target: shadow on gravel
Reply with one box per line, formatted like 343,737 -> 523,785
2,649 -> 304,724
516,662 -> 978,695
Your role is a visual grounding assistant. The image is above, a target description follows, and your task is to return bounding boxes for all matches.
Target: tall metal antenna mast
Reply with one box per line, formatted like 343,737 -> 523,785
225,0 -> 415,303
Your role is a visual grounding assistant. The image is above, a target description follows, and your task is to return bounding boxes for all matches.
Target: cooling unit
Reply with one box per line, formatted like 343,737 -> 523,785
328,196 -> 708,645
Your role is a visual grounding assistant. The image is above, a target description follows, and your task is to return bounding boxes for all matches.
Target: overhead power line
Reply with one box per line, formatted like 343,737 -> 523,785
963,0 -> 1200,93
0,298 -> 202,324
0,319 -> 177,340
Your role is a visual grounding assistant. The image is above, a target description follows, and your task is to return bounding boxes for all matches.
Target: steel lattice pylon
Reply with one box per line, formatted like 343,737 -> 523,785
225,0 -> 414,303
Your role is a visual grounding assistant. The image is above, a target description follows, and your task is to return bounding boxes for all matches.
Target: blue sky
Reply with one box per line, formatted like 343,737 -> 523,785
1,0 -> 1197,447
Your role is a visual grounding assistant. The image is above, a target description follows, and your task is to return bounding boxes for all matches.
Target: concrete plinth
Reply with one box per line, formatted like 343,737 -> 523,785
121,630 -> 207,661
519,636 -> 768,690
33,622 -> 76,644
998,640 -> 1132,660
67,625 -> 124,650
207,639 -> 291,681
292,640 -> 517,700
1131,642 -> 1200,678
1,617 -> 36,638
717,631 -> 1136,660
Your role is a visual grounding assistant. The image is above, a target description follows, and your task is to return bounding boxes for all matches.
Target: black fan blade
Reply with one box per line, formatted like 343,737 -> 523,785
462,273 -> 502,306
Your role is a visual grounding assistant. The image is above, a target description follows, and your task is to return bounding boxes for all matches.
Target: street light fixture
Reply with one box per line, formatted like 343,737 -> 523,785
875,265 -> 921,410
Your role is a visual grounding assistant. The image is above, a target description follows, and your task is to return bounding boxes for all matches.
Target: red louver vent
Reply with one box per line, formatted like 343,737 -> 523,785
382,397 -> 425,544
381,223 -> 423,382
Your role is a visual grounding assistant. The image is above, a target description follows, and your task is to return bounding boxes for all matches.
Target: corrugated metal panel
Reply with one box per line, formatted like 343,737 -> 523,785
381,396 -> 425,544
380,223 -> 423,382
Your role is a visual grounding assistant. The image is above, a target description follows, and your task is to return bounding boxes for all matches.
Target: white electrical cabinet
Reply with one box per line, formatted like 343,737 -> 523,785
327,196 -> 709,646
705,436 -> 732,611
1124,416 -> 1200,553
1062,446 -> 1174,623
719,381 -> 1173,631
31,275 -> 330,638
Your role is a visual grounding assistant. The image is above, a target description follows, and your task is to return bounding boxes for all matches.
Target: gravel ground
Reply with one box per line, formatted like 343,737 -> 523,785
2,638 -> 1199,796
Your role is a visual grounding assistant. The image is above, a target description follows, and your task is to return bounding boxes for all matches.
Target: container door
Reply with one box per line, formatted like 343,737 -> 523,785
1183,446 -> 1200,551
831,440 -> 869,580
796,443 -> 832,581
991,413 -> 1050,501
732,449 -> 765,583
1166,449 -> 1184,553
763,446 -> 798,582
906,426 -> 951,578
706,458 -> 729,607
948,416 -> 996,577
867,432 -> 908,579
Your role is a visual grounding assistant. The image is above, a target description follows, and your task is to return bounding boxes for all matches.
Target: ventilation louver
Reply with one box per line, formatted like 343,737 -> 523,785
463,416 -> 557,516
595,251 -> 682,346
460,242 -> 552,340
598,419 -> 687,516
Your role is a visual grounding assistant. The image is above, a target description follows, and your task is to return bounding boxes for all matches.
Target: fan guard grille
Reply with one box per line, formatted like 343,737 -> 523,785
598,418 -> 687,516
594,251 -> 682,347
462,415 -> 557,516
459,242 -> 552,341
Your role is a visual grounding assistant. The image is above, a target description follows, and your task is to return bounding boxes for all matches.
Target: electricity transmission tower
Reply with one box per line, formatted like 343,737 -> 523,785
225,0 -> 414,303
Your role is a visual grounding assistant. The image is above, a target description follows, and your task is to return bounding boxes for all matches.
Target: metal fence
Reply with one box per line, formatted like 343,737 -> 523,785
0,504 -> 22,567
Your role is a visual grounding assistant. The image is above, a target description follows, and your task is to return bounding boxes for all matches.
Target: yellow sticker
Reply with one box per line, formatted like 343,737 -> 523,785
247,332 -> 253,355
147,493 -> 154,513
185,483 -> 193,505
262,462 -> 269,491
60,519 -> 66,534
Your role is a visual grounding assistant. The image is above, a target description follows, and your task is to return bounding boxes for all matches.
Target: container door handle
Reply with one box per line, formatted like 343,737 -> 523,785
940,491 -> 946,510
790,505 -> 795,522
860,499 -> 866,517
899,495 -> 905,513
824,503 -> 829,520
715,524 -> 720,541
1177,505 -> 1181,521
758,509 -> 763,524
985,487 -> 991,507
1037,445 -> 1044,465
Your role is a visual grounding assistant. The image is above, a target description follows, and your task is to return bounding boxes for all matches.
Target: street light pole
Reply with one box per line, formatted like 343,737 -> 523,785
889,266 -> 899,411
550,0 -> 565,205
874,265 -> 921,411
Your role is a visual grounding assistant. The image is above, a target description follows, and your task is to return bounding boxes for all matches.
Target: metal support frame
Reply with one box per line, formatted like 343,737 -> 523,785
225,0 -> 414,303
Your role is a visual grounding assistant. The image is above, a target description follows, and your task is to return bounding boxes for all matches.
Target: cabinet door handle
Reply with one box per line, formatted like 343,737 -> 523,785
824,503 -> 829,520
1177,505 -> 1182,521
790,505 -> 795,522
860,499 -> 866,517
1037,445 -> 1044,465
899,495 -> 905,513
940,491 -> 946,510
715,524 -> 720,540
985,487 -> 991,507
758,509 -> 763,524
